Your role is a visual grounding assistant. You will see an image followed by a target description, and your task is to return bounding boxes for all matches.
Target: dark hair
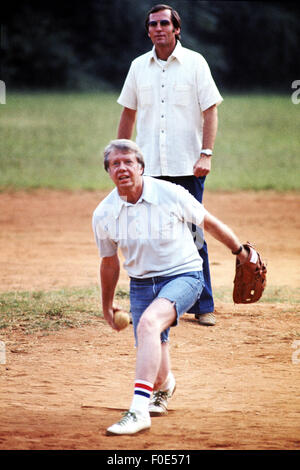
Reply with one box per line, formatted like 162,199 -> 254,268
145,4 -> 181,41
103,139 -> 145,172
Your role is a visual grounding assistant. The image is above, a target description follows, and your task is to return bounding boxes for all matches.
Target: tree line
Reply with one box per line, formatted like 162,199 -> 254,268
1,0 -> 300,92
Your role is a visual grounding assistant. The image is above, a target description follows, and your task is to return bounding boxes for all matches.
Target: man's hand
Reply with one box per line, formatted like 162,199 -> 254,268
103,306 -> 124,331
193,154 -> 212,177
103,306 -> 116,330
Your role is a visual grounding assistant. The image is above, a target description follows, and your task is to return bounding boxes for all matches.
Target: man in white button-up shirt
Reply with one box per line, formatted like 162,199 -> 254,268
117,4 -> 223,326
92,139 -> 251,435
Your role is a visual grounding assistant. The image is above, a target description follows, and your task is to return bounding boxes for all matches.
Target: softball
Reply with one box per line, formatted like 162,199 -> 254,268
114,309 -> 130,330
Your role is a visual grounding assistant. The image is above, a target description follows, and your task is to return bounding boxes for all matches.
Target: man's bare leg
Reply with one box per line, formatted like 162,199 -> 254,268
135,297 -> 176,386
106,298 -> 176,435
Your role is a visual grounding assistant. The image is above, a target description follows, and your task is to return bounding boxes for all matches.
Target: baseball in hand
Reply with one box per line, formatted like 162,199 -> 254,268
114,309 -> 130,330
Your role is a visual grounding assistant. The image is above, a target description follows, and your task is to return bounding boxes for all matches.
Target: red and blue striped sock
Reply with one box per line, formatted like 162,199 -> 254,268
130,379 -> 153,414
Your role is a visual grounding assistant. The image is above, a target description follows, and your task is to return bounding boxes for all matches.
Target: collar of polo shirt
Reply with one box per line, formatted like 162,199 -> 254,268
149,40 -> 184,65
114,176 -> 160,218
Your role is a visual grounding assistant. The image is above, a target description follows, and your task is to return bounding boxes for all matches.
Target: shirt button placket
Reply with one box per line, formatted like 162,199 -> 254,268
160,67 -> 167,174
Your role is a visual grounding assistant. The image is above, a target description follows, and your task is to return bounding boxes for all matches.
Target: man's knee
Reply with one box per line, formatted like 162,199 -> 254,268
137,298 -> 175,339
137,312 -> 159,339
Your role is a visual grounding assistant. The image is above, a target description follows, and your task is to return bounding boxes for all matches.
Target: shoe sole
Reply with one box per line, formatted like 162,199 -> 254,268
106,425 -> 150,436
149,409 -> 168,417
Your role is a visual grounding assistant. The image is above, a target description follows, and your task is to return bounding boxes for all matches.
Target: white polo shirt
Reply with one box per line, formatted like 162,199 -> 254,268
92,177 -> 206,278
117,41 -> 223,176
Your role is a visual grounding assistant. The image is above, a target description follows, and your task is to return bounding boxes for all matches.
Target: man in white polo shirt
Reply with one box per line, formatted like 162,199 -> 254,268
117,4 -> 223,326
92,139 -> 252,435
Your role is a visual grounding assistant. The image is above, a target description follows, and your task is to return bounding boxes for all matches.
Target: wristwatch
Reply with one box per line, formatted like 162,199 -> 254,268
201,149 -> 213,156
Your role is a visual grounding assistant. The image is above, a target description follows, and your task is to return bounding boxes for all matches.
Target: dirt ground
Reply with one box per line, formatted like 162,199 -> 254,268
0,189 -> 299,451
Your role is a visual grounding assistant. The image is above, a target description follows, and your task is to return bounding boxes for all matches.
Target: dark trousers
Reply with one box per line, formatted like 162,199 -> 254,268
155,175 -> 214,314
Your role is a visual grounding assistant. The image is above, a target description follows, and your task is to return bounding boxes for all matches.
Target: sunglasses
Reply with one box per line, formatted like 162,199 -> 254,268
148,20 -> 171,27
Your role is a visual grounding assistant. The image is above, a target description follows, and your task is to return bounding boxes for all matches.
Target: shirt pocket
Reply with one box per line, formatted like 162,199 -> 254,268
172,84 -> 192,106
138,85 -> 153,107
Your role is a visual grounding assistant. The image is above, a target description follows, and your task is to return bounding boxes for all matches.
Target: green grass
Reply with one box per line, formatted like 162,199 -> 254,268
0,284 -> 298,336
0,92 -> 119,190
0,287 -> 101,335
0,285 -> 130,335
0,92 -> 299,191
214,285 -> 300,305
209,94 -> 300,191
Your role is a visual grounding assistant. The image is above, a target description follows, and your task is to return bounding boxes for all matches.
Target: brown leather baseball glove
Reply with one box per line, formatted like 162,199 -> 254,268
233,242 -> 267,304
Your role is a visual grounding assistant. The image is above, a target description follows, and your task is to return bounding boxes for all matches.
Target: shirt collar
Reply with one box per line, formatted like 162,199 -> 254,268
149,40 -> 183,65
114,176 -> 159,219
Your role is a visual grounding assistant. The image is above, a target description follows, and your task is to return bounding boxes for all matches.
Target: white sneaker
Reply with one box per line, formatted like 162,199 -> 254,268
149,377 -> 176,416
106,410 -> 151,435
196,312 -> 216,326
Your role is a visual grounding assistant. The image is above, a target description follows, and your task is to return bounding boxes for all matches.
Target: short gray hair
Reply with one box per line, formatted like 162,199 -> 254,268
103,139 -> 145,172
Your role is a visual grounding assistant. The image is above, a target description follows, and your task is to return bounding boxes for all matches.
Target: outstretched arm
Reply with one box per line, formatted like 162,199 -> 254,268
204,212 -> 248,263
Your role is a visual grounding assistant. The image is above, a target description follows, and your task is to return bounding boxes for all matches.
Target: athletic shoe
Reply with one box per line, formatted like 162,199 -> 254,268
196,312 -> 216,326
106,410 -> 151,435
149,377 -> 176,416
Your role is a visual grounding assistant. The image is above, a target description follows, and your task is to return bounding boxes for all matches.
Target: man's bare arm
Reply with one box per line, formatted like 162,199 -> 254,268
100,254 -> 120,329
204,212 -> 248,263
117,107 -> 137,139
193,104 -> 218,177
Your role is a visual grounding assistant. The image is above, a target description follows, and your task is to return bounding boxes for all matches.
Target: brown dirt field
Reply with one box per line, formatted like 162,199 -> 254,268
0,189 -> 299,451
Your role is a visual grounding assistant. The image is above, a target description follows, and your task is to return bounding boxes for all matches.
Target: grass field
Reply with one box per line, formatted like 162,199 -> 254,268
0,284 -> 298,336
0,91 -> 299,191
0,287 -> 128,335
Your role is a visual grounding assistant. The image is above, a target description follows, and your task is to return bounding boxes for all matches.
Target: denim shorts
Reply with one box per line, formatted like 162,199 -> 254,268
129,271 -> 204,345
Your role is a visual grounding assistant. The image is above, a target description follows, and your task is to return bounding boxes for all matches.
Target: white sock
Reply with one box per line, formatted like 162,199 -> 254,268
130,379 -> 153,415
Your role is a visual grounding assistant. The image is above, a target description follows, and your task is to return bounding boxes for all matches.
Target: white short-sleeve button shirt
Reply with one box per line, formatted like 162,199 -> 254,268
117,41 -> 223,177
92,177 -> 206,278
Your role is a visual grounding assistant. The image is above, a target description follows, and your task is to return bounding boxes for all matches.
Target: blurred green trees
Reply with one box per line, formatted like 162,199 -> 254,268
1,0 -> 300,91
